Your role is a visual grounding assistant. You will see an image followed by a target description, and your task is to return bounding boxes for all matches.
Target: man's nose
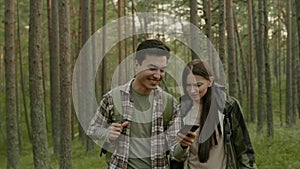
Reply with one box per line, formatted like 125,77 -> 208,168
153,70 -> 161,78
153,69 -> 163,78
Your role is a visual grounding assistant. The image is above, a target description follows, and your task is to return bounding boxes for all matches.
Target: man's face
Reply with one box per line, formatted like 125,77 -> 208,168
133,55 -> 168,94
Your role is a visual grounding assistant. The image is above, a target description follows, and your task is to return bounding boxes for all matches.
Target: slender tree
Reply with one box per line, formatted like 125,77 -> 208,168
47,0 -> 60,156
285,0 -> 292,127
225,0 -> 237,97
218,0 -> 226,72
277,0 -> 283,126
190,0 -> 199,60
248,0 -> 255,123
102,0 -> 108,95
0,58 -> 6,143
118,0 -> 123,84
256,0 -> 265,134
291,1 -> 297,124
263,0 -> 273,138
59,0 -> 72,168
5,0 -> 19,168
17,0 -> 32,143
295,0 -> 300,119
80,0 -> 94,152
28,0 -> 51,168
233,9 -> 247,106
203,0 -> 211,40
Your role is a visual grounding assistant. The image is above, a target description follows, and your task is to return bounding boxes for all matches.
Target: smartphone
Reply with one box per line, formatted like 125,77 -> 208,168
178,124 -> 199,137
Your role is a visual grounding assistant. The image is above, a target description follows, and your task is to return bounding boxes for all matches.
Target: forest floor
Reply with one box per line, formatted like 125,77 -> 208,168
1,118 -> 300,169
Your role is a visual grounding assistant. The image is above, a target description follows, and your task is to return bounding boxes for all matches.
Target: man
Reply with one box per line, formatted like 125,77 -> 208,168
87,39 -> 195,169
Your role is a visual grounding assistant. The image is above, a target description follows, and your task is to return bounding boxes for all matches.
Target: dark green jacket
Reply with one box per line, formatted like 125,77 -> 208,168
178,95 -> 257,169
223,96 -> 257,169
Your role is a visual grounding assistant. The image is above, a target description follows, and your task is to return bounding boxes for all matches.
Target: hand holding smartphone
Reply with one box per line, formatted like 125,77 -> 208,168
178,124 -> 199,137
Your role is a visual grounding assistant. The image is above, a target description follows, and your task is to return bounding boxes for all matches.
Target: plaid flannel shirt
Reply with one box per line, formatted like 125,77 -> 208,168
87,79 -> 182,169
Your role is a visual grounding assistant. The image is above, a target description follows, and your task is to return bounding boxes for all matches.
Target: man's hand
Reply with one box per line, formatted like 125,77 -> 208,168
175,131 -> 196,147
109,121 -> 130,141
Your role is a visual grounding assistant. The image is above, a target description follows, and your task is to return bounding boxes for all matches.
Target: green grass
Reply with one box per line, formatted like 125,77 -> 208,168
1,119 -> 300,169
247,121 -> 300,169
0,136 -> 108,169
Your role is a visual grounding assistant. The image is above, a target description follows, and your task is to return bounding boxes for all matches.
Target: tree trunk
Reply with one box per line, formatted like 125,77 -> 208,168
225,0 -> 237,97
80,0 -> 94,152
203,0 -> 211,40
5,0 -> 19,168
291,2 -> 297,124
47,0 -> 60,156
28,0 -> 51,168
102,0 -> 108,95
277,0 -> 283,126
15,0 -> 22,154
59,0 -> 72,168
285,0 -> 292,127
131,0 -> 137,53
295,0 -> 300,119
247,0 -> 255,123
233,9 -> 247,107
256,0 -> 265,134
263,0 -> 273,138
190,0 -> 199,60
0,63 -> 7,143
218,0 -> 226,72
118,0 -> 123,83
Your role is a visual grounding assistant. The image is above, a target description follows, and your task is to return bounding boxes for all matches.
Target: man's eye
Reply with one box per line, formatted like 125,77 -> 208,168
160,69 -> 165,73
149,68 -> 157,71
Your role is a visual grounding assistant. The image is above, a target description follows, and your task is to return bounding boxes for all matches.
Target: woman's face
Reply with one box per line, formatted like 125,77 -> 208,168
185,73 -> 211,103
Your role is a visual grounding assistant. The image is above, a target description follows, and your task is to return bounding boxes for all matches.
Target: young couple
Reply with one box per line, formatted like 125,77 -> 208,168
87,39 -> 257,169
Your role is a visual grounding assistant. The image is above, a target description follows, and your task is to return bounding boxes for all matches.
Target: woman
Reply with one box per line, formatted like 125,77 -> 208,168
176,59 -> 257,169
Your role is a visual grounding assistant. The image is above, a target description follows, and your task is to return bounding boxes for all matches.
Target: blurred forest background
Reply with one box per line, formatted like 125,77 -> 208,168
1,0 -> 300,169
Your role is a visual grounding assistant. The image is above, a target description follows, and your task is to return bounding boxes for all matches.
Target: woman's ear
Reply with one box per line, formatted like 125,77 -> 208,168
208,76 -> 214,87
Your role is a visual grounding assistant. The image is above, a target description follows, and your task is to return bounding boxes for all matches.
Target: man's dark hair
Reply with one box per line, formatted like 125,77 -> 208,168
135,39 -> 170,64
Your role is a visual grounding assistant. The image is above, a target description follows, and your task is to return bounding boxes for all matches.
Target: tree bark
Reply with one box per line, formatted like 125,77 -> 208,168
285,0 -> 292,127
247,0 -> 255,123
291,2 -> 297,124
47,0 -> 60,156
80,0 -> 94,152
102,0 -> 108,95
28,0 -> 51,168
263,0 -> 273,138
5,0 -> 19,168
225,0 -> 237,97
59,0 -> 72,168
218,0 -> 226,73
190,0 -> 199,60
256,0 -> 265,134
295,0 -> 300,119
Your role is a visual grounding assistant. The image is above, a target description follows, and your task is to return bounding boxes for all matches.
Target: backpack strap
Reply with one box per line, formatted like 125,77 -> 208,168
223,97 -> 239,169
163,92 -> 174,131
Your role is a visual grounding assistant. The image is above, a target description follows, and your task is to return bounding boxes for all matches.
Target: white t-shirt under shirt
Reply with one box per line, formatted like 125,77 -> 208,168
183,107 -> 227,169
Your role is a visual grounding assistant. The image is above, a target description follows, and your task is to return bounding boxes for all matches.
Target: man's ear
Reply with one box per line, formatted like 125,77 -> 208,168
208,76 -> 214,87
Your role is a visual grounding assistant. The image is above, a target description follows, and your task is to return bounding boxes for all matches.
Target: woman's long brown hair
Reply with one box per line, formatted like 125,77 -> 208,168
181,59 -> 222,163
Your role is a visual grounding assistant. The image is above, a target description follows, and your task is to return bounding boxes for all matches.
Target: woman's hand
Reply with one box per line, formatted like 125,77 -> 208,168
176,131 -> 196,147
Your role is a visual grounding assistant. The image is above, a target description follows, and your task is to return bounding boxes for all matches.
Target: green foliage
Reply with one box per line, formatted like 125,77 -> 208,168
1,117 -> 299,168
0,136 -> 108,169
247,122 -> 300,169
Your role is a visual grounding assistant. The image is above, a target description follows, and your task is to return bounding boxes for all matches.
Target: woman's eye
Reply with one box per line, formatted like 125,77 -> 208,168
197,83 -> 202,87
